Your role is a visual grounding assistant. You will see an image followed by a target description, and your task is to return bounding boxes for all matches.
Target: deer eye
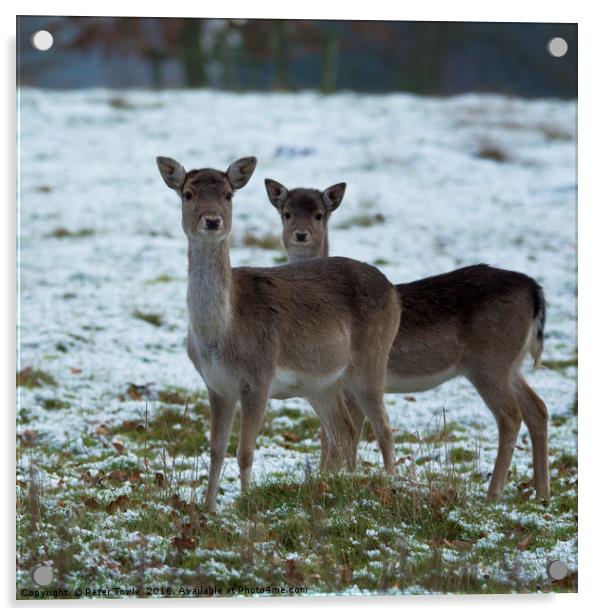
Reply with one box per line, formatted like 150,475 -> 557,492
226,192 -> 233,201
284,212 -> 291,220
315,213 -> 323,221
184,191 -> 193,201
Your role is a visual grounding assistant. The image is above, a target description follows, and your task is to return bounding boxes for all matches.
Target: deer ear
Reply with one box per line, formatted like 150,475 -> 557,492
226,156 -> 257,189
322,182 -> 346,211
264,179 -> 289,210
156,156 -> 186,191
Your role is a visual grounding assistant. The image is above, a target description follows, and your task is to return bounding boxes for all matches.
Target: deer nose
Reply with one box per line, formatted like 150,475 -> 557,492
203,216 -> 222,231
295,231 -> 309,242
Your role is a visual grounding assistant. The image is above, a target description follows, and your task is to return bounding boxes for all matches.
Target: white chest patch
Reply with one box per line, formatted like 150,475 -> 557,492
198,356 -> 238,398
269,368 -> 345,399
385,365 -> 459,393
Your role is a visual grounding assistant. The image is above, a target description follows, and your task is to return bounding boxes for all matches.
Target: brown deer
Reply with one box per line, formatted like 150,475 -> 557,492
265,178 -> 549,501
156,157 -> 401,511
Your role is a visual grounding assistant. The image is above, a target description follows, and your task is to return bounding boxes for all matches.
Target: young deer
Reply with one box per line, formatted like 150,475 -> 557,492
156,157 -> 401,511
265,179 -> 549,501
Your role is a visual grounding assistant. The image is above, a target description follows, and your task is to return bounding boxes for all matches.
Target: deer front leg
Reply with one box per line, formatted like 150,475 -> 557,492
204,388 -> 237,512
238,385 -> 269,493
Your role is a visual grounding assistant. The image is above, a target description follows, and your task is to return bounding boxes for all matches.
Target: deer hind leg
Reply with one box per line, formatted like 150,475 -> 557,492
237,385 -> 269,494
468,371 -> 522,501
347,385 -> 394,473
204,388 -> 237,512
345,394 -> 365,470
514,375 -> 550,499
310,388 -> 356,472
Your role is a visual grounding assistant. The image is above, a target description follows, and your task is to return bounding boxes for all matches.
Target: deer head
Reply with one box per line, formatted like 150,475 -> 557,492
264,179 -> 346,261
157,156 -> 257,243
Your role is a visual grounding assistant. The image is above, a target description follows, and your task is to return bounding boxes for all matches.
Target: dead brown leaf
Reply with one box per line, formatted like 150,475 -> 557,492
158,390 -> 188,405
340,566 -> 354,584
81,470 -> 104,486
429,487 -> 457,509
443,538 -> 474,551
284,558 -> 305,586
106,495 -> 131,514
83,496 -> 101,510
121,420 -> 145,432
107,469 -> 141,484
171,535 -> 197,550
20,430 -> 38,445
169,493 -> 187,511
517,534 -> 533,551
315,481 -> 330,495
373,486 -> 394,506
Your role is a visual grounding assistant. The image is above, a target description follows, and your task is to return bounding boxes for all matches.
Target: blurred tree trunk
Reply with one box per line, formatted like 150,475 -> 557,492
249,57 -> 262,89
222,41 -> 239,90
272,20 -> 288,89
321,29 -> 341,94
178,19 -> 207,87
393,22 -> 457,93
147,50 -> 164,89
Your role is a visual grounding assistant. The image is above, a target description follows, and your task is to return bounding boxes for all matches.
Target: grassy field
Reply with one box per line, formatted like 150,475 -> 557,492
16,89 -> 577,598
17,368 -> 577,597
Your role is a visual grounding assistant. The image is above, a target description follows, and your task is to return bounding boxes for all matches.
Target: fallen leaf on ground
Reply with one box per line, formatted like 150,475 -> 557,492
106,495 -> 131,514
517,534 -> 533,550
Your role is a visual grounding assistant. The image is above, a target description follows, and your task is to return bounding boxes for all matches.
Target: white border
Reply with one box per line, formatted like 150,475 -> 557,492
2,1 -> 598,614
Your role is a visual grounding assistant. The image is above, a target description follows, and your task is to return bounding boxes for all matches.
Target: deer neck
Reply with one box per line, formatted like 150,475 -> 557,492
187,239 -> 232,346
322,233 -> 330,258
287,233 -> 330,263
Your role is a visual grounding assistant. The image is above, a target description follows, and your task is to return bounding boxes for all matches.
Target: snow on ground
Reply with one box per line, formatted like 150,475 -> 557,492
16,88 -> 577,591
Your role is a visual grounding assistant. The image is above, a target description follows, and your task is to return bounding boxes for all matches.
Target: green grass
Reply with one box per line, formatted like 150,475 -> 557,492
41,398 -> 71,410
16,391 -> 577,598
539,124 -> 573,142
46,227 -> 95,239
17,367 -> 57,389
449,447 -> 477,464
16,439 -> 577,597
336,213 -> 386,230
242,233 -> 282,250
146,274 -> 177,285
132,310 -> 164,327
475,141 -> 510,163
541,357 -> 578,370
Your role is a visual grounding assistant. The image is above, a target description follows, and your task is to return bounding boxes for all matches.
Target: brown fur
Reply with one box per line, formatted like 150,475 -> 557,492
269,181 -> 549,501
265,179 -> 345,263
157,157 -> 401,511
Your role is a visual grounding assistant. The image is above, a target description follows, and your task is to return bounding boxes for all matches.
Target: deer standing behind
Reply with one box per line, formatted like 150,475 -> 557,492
265,178 -> 549,501
156,156 -> 401,511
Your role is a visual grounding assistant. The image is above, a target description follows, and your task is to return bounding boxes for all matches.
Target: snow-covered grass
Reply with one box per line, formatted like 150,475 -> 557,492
16,88 -> 577,597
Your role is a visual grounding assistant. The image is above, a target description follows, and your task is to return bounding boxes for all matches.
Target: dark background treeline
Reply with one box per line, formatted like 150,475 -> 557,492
17,17 -> 577,97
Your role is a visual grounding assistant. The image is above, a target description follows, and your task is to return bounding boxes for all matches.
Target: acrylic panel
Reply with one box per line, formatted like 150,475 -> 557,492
16,16 -> 577,599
